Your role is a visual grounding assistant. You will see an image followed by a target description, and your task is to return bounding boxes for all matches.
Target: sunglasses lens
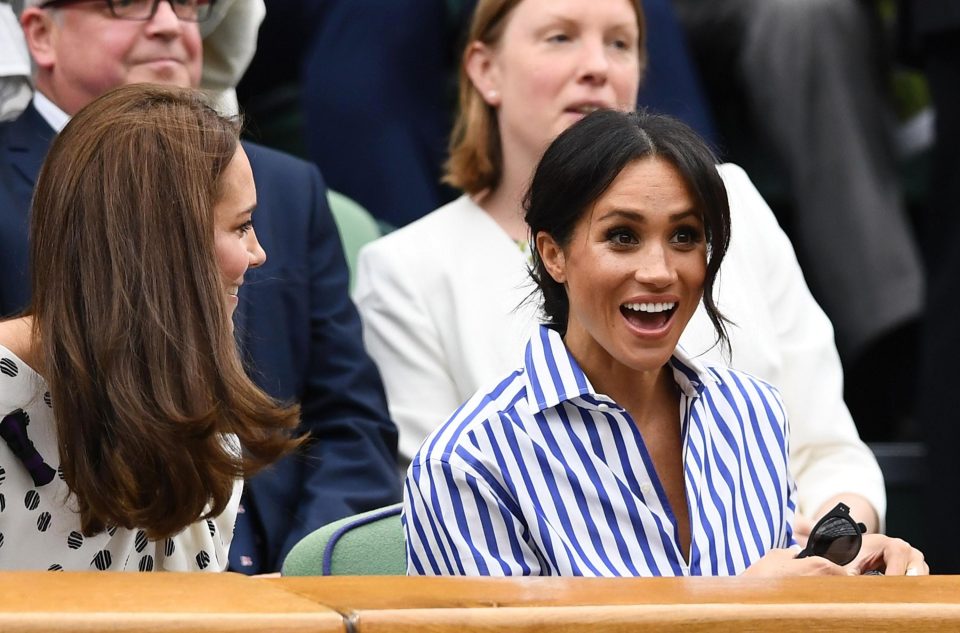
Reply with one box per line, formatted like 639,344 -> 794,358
807,517 -> 861,565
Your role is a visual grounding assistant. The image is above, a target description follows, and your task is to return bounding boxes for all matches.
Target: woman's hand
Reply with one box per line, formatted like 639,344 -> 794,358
845,535 -> 928,576
792,512 -> 814,547
741,546 -> 847,577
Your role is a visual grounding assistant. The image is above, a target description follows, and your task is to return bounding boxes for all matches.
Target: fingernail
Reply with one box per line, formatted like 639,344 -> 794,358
906,567 -> 918,576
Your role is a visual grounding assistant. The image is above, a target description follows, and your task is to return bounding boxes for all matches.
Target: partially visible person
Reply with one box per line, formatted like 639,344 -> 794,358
0,83 -> 300,571
0,2 -> 30,121
671,0 -> 924,436
1,0 -> 400,574
199,0 -> 264,115
904,0 -> 960,574
404,109 -> 925,577
355,0 -> 884,541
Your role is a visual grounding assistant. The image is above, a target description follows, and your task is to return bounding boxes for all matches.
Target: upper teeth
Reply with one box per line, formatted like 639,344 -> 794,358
623,302 -> 675,313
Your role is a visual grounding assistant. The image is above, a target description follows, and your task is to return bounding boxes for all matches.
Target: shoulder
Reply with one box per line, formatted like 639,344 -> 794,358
240,141 -> 321,184
0,318 -> 35,371
358,195 -> 478,274
413,368 -> 528,467
701,361 -> 787,421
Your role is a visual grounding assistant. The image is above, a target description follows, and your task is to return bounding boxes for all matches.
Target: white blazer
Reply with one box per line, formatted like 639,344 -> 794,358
354,163 -> 885,521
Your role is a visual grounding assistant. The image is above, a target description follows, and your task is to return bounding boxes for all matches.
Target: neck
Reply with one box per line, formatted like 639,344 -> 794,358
474,144 -> 538,242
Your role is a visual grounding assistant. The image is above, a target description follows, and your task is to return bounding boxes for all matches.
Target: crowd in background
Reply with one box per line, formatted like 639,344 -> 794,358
0,0 -> 956,574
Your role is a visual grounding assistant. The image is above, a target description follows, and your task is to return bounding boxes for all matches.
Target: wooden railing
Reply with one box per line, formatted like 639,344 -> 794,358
1,572 -> 958,632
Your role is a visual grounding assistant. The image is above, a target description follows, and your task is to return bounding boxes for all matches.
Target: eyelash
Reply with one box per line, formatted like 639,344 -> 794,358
238,220 -> 253,236
605,225 -> 704,249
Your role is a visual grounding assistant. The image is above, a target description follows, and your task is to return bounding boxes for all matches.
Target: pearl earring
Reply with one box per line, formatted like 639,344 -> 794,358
486,90 -> 499,101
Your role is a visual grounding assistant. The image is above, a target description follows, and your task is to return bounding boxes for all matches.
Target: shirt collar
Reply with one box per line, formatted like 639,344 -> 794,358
32,91 -> 70,134
522,324 -> 716,414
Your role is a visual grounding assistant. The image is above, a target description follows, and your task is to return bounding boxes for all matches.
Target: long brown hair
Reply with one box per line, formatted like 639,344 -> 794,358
29,84 -> 301,539
444,0 -> 648,194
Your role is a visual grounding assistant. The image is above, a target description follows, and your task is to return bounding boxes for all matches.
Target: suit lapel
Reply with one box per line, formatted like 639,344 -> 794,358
3,103 -> 56,191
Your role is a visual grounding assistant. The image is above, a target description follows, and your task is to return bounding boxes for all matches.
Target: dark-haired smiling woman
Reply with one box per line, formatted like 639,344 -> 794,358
404,110 -> 926,577
0,84 -> 300,571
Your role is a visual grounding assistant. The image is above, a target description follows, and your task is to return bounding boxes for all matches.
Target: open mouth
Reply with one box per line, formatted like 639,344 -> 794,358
620,301 -> 677,331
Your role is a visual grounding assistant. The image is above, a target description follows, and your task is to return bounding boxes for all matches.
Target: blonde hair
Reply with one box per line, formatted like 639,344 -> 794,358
444,0 -> 647,194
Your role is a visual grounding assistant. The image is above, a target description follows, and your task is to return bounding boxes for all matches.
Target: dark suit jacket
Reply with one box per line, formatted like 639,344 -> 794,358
0,103 -> 401,573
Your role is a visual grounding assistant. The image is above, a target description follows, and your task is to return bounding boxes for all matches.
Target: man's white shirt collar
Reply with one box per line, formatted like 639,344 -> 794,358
33,91 -> 70,133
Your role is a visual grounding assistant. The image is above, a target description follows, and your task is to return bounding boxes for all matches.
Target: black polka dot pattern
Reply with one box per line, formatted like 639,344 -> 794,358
43,392 -> 52,408
206,519 -> 216,537
195,550 -> 210,570
0,493 -> 5,512
0,358 -> 18,378
24,489 -> 39,511
164,539 -> 175,557
0,533 -> 4,548
36,511 -> 51,532
139,555 -> 155,572
67,531 -> 83,549
47,564 -> 63,571
57,466 -> 65,481
135,530 -> 147,553
106,525 -> 118,536
92,550 -> 112,571
0,465 -> 6,485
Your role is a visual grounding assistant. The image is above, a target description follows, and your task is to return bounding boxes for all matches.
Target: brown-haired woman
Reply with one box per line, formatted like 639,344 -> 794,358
0,83 -> 300,571
354,0 -> 886,543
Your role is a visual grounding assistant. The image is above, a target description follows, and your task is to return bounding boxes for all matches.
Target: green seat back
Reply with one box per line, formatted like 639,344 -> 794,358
281,503 -> 406,576
327,190 -> 382,292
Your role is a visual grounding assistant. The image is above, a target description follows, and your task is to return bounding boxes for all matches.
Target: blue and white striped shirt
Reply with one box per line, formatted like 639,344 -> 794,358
403,325 -> 796,577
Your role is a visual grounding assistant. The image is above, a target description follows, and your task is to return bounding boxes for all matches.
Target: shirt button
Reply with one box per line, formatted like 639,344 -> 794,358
641,483 -> 654,496
597,403 -> 610,412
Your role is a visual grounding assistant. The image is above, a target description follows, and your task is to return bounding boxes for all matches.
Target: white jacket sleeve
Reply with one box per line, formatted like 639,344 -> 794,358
719,164 -> 886,525
354,241 -> 464,462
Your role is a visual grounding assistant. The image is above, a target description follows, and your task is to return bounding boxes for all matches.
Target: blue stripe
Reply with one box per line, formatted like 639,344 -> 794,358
403,328 -> 793,578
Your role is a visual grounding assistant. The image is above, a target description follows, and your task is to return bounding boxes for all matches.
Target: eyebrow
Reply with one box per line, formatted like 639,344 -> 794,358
598,209 -> 699,222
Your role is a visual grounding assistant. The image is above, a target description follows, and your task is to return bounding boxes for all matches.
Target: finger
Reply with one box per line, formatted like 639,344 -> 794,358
904,550 -> 928,576
879,539 -> 913,576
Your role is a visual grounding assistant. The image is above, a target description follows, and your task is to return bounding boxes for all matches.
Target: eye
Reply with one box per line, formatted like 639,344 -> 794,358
671,226 -> 703,248
546,32 -> 572,44
610,37 -> 633,52
237,220 -> 254,236
606,227 -> 638,247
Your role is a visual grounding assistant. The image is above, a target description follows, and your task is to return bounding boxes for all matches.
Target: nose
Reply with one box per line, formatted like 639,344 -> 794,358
577,36 -> 609,86
633,243 -> 676,288
246,229 -> 267,269
145,0 -> 184,36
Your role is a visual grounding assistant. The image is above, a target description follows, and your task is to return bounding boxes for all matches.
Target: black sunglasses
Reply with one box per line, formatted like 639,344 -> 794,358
38,0 -> 216,23
795,502 -> 867,566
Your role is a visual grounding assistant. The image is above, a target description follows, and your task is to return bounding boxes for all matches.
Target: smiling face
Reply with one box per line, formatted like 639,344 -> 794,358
213,146 -> 265,322
537,157 -> 706,380
23,0 -> 202,115
467,0 -> 641,178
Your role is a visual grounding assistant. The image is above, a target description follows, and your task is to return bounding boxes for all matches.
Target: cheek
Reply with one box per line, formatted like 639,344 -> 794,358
611,64 -> 641,109
214,235 -> 248,281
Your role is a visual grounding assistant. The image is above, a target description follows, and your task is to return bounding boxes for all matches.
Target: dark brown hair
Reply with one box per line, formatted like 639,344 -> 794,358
444,0 -> 648,194
29,84 -> 301,539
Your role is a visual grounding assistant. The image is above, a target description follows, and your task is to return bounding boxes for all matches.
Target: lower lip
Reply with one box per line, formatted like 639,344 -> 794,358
620,308 -> 676,339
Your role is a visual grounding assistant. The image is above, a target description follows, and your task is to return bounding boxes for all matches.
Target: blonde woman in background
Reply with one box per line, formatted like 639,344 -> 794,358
354,0 -> 885,540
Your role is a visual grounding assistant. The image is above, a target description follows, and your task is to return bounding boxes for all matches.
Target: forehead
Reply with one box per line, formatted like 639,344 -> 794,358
505,0 -> 640,32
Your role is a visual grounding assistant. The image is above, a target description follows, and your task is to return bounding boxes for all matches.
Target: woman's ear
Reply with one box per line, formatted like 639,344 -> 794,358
536,232 -> 566,284
464,41 -> 502,107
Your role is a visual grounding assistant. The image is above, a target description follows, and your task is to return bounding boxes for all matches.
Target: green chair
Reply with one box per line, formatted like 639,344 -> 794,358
281,503 -> 406,576
327,190 -> 383,292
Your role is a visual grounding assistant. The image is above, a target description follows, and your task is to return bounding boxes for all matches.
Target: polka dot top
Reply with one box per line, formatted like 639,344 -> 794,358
0,346 -> 241,571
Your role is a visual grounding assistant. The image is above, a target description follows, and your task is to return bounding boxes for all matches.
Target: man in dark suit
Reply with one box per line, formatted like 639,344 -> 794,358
1,0 -> 400,573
